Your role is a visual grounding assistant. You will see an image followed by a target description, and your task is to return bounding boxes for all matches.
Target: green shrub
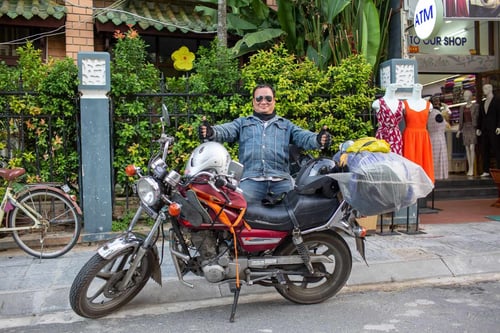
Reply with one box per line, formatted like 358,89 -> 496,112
109,28 -> 161,186
1,42 -> 79,184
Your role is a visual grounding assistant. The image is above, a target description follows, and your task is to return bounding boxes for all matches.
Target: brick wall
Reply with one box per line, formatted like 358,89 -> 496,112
65,0 -> 95,60
47,34 -> 66,60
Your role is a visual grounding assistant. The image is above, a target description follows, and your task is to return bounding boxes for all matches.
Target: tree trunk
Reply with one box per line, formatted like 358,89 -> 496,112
217,0 -> 227,46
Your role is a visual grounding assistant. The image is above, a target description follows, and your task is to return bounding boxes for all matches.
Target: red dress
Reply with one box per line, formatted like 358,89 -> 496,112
403,100 -> 435,183
375,98 -> 404,155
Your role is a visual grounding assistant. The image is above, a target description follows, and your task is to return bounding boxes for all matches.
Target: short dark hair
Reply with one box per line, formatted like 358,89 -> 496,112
253,84 -> 275,98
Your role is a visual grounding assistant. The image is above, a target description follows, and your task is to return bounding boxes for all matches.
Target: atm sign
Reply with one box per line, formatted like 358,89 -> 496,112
413,0 -> 444,40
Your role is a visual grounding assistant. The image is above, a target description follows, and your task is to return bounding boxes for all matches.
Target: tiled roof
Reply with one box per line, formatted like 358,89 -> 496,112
0,0 -> 66,20
95,1 -> 217,33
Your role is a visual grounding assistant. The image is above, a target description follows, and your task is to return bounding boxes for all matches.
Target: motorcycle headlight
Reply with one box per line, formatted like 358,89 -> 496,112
137,177 -> 161,206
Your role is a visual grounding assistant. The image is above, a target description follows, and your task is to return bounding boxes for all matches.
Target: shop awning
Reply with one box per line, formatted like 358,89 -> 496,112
95,0 -> 217,33
0,0 -> 66,20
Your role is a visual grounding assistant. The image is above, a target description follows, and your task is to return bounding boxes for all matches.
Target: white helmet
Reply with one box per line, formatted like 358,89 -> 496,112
184,142 -> 231,176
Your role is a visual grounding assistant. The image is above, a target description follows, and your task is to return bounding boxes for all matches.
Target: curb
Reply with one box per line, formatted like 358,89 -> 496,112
1,251 -> 500,319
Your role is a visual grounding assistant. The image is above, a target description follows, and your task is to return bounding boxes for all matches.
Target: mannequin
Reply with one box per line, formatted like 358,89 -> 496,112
431,94 -> 452,122
428,107 -> 448,180
402,83 -> 435,183
372,83 -> 404,154
477,84 -> 500,176
456,90 -> 478,176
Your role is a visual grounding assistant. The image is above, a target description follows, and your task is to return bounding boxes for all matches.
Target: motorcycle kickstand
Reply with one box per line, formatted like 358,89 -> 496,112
228,282 -> 241,323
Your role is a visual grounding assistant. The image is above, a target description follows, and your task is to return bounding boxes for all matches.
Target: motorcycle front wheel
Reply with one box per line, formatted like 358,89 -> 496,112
273,231 -> 352,304
69,248 -> 154,318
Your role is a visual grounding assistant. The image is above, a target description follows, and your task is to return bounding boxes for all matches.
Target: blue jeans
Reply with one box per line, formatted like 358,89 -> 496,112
239,179 -> 293,204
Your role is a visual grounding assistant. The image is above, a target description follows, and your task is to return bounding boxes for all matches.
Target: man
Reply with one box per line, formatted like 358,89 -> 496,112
477,84 -> 500,176
199,83 -> 330,203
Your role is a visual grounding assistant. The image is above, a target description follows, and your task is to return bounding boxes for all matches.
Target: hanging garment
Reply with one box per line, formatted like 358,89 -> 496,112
458,104 -> 478,146
403,100 -> 435,183
375,98 -> 404,155
427,109 -> 449,180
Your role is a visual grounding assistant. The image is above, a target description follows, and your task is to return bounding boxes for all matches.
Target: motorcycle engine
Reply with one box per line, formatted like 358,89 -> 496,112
190,231 -> 231,283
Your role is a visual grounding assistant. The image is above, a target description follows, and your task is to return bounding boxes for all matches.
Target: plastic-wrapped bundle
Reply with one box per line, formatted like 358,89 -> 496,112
329,152 -> 434,216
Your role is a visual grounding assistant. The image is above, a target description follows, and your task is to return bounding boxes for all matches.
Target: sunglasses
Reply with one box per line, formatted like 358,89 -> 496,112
255,95 -> 273,103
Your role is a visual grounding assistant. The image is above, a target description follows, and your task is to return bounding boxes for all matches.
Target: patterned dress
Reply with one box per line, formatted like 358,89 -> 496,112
375,98 -> 404,155
403,100 -> 435,183
427,109 -> 448,180
458,104 -> 478,146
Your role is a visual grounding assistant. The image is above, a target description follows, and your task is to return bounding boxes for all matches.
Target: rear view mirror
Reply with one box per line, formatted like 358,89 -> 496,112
227,161 -> 244,181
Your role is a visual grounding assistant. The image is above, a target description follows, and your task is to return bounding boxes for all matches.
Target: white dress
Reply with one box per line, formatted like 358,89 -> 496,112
427,109 -> 448,180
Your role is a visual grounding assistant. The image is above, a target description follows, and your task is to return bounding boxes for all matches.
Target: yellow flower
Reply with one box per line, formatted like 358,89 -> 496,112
171,46 -> 195,71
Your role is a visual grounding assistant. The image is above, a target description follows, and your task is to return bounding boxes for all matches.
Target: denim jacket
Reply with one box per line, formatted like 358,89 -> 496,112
212,115 -> 319,179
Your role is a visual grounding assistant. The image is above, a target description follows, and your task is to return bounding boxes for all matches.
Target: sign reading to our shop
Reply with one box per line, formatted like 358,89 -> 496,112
413,0 -> 444,39
407,25 -> 474,56
409,35 -> 467,47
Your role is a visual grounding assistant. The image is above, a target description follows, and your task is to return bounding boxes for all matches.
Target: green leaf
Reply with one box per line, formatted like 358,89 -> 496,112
194,5 -> 216,17
276,0 -> 297,51
320,0 -> 350,22
360,0 -> 380,68
227,14 -> 258,30
231,29 -> 284,56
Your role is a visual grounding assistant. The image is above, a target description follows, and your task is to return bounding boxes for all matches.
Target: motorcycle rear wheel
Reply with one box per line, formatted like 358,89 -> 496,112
69,248 -> 153,318
274,231 -> 352,304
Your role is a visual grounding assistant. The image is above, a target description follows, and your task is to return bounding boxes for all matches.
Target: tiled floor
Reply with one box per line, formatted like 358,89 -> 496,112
419,197 -> 500,224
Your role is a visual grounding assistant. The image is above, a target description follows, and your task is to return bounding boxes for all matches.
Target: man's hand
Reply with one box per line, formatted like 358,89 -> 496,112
476,129 -> 482,136
198,116 -> 214,141
317,126 -> 331,150
496,128 -> 500,135
456,131 -> 461,139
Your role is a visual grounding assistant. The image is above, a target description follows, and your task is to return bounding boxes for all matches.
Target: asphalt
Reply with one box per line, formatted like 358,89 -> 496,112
0,213 -> 500,326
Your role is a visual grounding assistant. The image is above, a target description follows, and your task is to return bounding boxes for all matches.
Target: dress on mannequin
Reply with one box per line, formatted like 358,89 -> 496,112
456,90 -> 478,176
372,84 -> 404,155
402,83 -> 435,183
428,109 -> 449,180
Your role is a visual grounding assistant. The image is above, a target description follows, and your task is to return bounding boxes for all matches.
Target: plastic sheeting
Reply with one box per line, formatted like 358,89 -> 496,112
329,152 -> 434,216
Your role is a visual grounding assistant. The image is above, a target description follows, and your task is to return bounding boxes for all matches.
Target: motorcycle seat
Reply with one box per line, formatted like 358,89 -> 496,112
244,191 -> 339,231
244,203 -> 293,231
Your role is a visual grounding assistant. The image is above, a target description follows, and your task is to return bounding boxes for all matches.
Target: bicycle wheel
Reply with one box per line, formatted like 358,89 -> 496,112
9,187 -> 82,258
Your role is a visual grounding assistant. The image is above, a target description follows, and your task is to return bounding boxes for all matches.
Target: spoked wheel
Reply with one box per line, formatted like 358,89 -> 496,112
9,188 -> 81,259
69,248 -> 153,318
273,232 -> 352,304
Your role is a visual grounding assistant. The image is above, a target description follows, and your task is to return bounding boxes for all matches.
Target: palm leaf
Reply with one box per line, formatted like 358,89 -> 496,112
231,29 -> 285,56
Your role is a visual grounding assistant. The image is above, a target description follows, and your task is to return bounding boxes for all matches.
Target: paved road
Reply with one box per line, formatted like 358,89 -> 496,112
0,221 -> 499,329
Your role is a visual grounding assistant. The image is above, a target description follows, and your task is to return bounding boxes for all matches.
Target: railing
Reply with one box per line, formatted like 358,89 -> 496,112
0,92 -> 80,184
2,90 -> 375,220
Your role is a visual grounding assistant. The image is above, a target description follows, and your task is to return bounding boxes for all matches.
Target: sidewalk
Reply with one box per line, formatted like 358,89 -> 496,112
0,201 -> 499,323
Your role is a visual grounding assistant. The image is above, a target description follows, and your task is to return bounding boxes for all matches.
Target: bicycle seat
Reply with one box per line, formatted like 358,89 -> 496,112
0,168 -> 26,181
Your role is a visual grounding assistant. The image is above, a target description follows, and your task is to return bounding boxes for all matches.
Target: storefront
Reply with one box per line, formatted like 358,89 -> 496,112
405,0 -> 500,175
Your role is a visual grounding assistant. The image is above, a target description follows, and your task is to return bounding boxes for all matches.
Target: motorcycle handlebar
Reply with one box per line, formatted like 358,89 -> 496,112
214,177 -> 237,191
186,172 -> 240,193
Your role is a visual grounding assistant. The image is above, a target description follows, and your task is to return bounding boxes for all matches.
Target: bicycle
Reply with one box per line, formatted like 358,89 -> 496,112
0,167 -> 82,259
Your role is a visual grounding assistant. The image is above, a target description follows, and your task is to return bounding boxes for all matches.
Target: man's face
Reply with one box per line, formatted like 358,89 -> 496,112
253,87 -> 275,114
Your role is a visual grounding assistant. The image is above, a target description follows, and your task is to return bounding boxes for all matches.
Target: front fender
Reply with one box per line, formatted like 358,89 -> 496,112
97,232 -> 162,285
97,233 -> 143,259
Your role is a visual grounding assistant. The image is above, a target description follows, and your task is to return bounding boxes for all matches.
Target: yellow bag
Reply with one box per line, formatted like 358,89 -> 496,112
346,137 -> 390,153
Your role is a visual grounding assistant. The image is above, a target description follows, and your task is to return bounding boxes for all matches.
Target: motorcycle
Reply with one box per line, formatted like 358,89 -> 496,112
69,114 -> 367,322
